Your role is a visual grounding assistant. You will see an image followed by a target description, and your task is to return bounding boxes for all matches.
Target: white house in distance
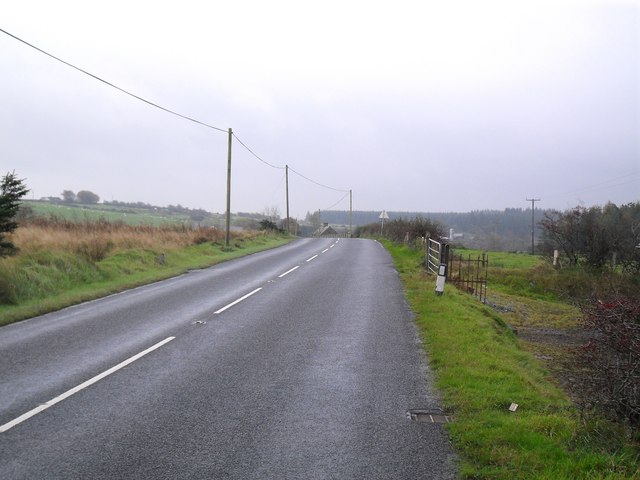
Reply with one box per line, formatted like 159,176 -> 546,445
314,223 -> 339,238
444,228 -> 464,241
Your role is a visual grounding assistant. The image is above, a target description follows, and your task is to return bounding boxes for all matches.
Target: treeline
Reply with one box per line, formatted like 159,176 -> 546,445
42,195 -> 213,220
540,202 -> 640,273
315,208 -> 545,251
44,190 -> 101,204
314,208 -> 543,232
103,201 -> 211,219
355,217 -> 445,244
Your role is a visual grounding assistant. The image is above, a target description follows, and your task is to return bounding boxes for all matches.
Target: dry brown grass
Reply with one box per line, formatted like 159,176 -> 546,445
11,218 -> 246,258
1,218 -> 288,320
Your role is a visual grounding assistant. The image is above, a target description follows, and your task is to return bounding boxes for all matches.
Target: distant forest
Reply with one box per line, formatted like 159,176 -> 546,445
313,209 -> 546,252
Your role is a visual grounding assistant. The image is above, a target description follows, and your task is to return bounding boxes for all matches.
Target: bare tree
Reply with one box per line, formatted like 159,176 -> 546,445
540,203 -> 640,272
262,206 -> 280,222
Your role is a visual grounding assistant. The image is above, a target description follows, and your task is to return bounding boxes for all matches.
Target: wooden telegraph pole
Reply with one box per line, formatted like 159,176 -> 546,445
285,165 -> 290,235
526,198 -> 541,255
349,189 -> 352,238
225,128 -> 232,249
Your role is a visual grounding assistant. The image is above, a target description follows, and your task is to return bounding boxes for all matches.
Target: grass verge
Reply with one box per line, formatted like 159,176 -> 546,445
385,241 -> 639,479
0,233 -> 291,326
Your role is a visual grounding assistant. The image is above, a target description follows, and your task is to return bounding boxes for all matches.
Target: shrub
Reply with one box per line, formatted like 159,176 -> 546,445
75,237 -> 114,262
573,295 -> 640,433
0,267 -> 18,304
355,216 -> 444,243
259,219 -> 279,231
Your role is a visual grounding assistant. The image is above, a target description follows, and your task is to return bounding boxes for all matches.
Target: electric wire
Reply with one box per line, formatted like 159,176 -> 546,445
0,27 -> 227,133
575,178 -> 640,194
323,191 -> 350,211
288,167 -> 349,193
265,173 -> 286,206
2,27 -> 353,205
567,171 -> 640,195
231,132 -> 286,170
232,132 -> 349,194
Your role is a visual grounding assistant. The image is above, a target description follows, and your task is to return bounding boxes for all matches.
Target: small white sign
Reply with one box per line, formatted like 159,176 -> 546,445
379,210 -> 389,219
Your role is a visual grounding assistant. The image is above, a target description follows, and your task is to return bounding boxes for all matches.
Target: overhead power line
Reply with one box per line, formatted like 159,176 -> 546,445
265,173 -> 287,205
323,191 -> 350,211
2,27 -> 353,208
232,132 -> 349,194
0,27 -> 227,133
567,171 -> 640,195
289,167 -> 349,193
232,133 -> 285,170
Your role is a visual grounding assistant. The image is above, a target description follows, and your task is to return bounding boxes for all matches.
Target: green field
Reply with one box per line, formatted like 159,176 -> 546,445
454,248 -> 543,269
385,242 -> 639,479
23,200 -> 225,226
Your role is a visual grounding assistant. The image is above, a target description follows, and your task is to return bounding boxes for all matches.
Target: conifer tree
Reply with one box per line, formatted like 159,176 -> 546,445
0,171 -> 29,257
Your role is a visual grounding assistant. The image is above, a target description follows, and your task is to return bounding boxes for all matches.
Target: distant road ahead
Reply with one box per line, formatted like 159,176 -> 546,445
0,238 -> 456,479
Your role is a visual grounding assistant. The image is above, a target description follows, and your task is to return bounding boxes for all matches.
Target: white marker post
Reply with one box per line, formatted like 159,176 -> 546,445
435,264 -> 446,296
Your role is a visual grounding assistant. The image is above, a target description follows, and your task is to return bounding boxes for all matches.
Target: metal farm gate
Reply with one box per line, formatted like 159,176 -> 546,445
425,236 -> 449,276
447,252 -> 488,303
425,235 -> 488,303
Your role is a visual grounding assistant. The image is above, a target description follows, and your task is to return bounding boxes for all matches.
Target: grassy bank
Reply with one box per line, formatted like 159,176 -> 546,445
0,220 -> 291,326
386,242 -> 639,479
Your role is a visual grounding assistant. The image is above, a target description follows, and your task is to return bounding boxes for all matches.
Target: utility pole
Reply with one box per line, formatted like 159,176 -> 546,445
285,165 -> 290,235
526,198 -> 541,255
225,128 -> 232,249
349,189 -> 352,238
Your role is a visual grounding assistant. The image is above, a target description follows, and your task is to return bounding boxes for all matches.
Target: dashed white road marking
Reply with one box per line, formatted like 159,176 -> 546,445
1,241 -> 348,434
0,336 -> 175,433
215,288 -> 263,314
278,266 -> 300,278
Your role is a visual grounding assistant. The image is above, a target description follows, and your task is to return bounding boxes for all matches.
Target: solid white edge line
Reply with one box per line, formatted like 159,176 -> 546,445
214,287 -> 262,314
0,336 -> 175,433
278,266 -> 300,278
306,254 -> 318,262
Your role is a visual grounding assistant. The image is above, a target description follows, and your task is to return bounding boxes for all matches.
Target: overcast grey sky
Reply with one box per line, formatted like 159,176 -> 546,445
2,0 -> 638,218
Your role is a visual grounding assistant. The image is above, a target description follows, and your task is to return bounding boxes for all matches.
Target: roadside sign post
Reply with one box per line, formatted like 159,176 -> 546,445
379,210 -> 389,235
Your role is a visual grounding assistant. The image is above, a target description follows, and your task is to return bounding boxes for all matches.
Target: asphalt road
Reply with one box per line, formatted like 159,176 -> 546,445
0,238 -> 457,479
